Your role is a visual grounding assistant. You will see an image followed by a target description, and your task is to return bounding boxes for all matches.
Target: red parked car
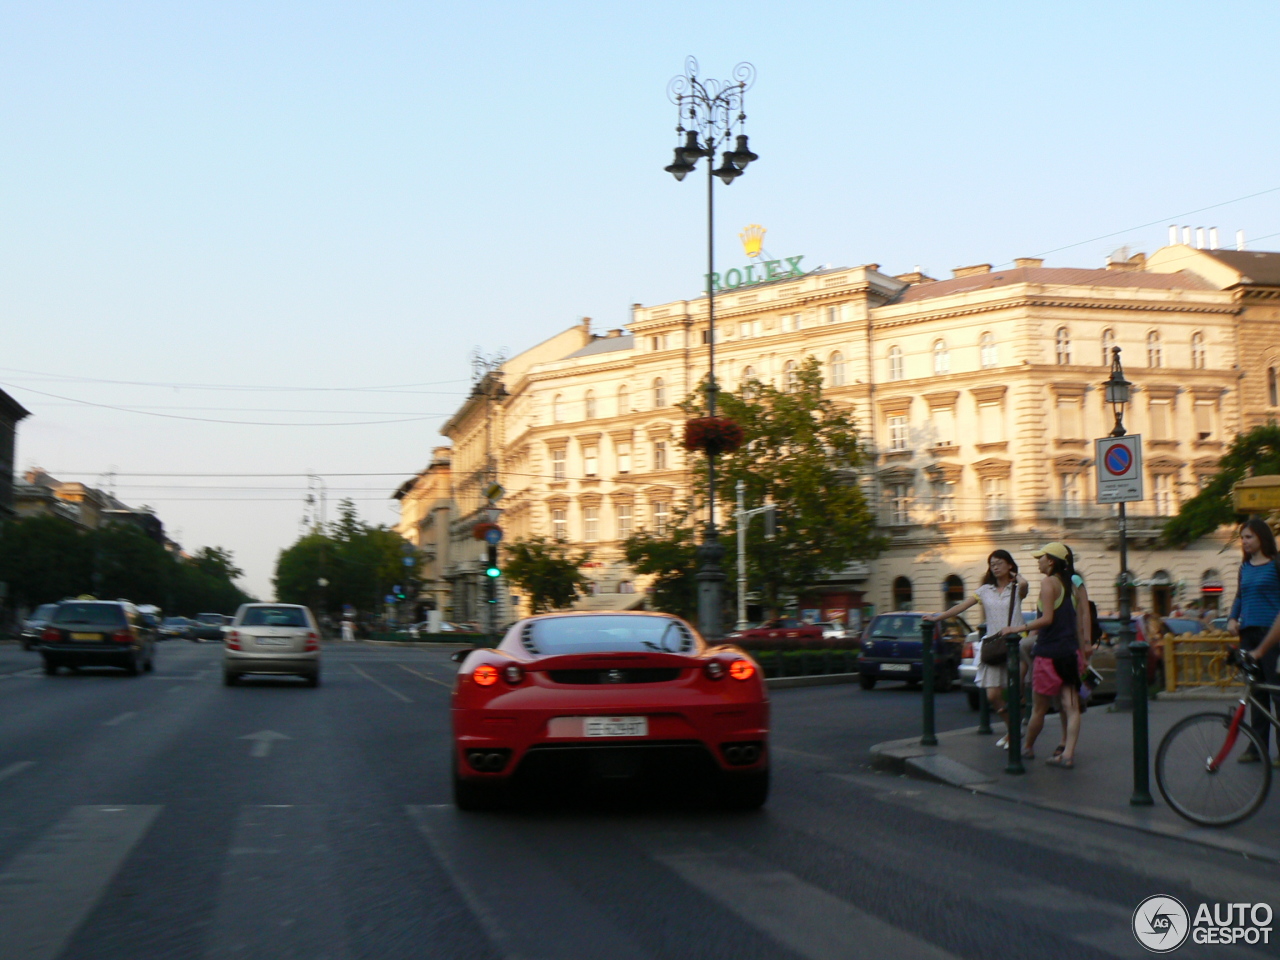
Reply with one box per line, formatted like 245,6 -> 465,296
450,611 -> 769,810
726,618 -> 827,645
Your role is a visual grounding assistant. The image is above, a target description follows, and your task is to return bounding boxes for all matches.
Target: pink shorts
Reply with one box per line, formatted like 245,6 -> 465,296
1033,655 -> 1069,697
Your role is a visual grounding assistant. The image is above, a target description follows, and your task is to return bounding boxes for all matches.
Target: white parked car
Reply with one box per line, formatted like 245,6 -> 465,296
224,603 -> 321,687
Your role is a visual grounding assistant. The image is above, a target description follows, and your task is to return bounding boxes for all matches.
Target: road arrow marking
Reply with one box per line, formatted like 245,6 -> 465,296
240,730 -> 291,758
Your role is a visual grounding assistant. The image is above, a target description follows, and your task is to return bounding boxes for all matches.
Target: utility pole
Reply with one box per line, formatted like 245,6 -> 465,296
734,479 -> 776,631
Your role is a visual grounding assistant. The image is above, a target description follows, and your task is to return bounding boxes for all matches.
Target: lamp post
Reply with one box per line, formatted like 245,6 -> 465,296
1104,347 -> 1137,712
664,56 -> 758,642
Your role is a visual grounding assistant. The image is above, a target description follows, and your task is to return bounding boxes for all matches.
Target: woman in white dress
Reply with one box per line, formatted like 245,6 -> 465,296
925,550 -> 1028,747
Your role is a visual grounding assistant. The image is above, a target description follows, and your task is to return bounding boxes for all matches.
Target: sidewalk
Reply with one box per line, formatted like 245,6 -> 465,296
871,697 -> 1280,862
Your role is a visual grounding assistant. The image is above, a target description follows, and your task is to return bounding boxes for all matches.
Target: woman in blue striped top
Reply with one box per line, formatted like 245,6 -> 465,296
1228,518 -> 1280,765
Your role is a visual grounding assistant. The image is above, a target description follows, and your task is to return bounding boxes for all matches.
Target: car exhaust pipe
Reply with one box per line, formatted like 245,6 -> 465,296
725,746 -> 743,764
740,745 -> 759,764
467,750 -> 510,772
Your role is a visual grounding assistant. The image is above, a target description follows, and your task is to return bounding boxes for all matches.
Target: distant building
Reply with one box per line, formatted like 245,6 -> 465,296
0,389 -> 30,519
14,469 -> 166,543
393,447 -> 454,619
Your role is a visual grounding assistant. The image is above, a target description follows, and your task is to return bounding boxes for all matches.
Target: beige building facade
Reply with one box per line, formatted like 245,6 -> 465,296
392,446 -> 454,618
423,242 -> 1280,623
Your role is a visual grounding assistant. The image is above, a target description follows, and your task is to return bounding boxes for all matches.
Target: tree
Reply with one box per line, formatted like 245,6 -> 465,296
623,524 -> 701,621
503,536 -> 591,613
1162,424 -> 1280,546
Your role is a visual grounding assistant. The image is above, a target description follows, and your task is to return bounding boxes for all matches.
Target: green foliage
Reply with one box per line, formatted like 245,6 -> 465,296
502,536 -> 590,614
273,499 -> 410,614
623,524 -> 701,621
0,515 -> 252,615
1162,424 -> 1280,546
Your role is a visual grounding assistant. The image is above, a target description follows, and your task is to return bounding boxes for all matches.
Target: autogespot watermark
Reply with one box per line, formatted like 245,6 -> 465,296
1132,896 -> 1274,952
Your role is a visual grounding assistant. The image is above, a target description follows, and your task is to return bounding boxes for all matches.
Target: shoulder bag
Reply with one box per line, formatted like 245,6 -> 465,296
980,583 -> 1018,666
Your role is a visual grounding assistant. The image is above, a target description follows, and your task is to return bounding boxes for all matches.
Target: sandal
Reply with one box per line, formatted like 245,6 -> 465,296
1021,748 -> 1035,760
1046,755 -> 1074,769
1052,745 -> 1065,758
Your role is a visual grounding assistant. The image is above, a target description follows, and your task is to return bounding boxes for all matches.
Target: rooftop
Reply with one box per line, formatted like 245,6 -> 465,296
1196,249 -> 1280,286
562,334 -> 635,359
896,266 -> 1216,303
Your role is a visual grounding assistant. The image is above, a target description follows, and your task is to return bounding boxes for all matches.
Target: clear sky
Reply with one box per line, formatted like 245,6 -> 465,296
4,1 -> 1279,599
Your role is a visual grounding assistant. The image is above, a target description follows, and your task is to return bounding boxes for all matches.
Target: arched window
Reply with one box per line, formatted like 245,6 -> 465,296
1191,332 -> 1206,369
893,576 -> 913,611
783,360 -> 799,393
617,384 -> 629,415
552,394 -> 563,423
1270,367 -> 1279,407
653,378 -> 666,407
1101,328 -> 1116,366
829,352 -> 846,387
1147,331 -> 1162,368
1055,327 -> 1071,365
887,345 -> 904,381
740,366 -> 757,398
943,575 -> 965,609
980,332 -> 997,369
617,580 -> 635,594
584,390 -> 596,420
933,340 -> 950,375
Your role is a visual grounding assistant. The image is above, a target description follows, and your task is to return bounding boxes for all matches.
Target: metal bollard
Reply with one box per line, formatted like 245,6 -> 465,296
1005,635 -> 1025,775
977,686 -> 992,735
1129,640 -> 1153,805
920,619 -> 937,746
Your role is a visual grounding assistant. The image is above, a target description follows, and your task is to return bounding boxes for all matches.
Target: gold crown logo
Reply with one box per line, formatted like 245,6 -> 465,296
739,223 -> 766,259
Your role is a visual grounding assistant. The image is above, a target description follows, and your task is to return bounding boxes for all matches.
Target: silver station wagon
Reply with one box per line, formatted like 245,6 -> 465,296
224,603 -> 321,687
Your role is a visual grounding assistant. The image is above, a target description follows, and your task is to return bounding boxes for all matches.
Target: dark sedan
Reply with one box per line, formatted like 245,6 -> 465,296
858,612 -> 973,692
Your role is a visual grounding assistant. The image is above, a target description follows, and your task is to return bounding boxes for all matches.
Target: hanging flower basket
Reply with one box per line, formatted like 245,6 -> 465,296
683,416 -> 745,456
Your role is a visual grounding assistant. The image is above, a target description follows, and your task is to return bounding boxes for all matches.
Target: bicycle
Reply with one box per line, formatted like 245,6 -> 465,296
1155,648 -> 1279,826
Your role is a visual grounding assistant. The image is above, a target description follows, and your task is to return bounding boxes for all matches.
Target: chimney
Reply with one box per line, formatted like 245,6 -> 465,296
952,263 -> 993,279
1182,225 -> 1192,245
1196,227 -> 1206,249
606,328 -> 623,338
1168,224 -> 1178,246
894,269 -> 935,284
580,316 -> 592,336
1013,257 -> 1044,269
1237,230 -> 1246,251
1209,227 -> 1219,249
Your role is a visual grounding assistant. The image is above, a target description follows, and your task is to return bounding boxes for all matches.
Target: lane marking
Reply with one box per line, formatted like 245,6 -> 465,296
239,730 -> 291,758
0,668 -> 44,681
102,712 -> 137,727
350,665 -> 412,703
408,805 -> 652,960
653,846 -> 960,960
395,663 -> 451,688
0,805 -> 162,960
0,760 -> 35,782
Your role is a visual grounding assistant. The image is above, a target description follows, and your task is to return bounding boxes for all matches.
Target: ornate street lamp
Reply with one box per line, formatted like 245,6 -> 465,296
664,56 -> 758,641
1104,347 -> 1137,711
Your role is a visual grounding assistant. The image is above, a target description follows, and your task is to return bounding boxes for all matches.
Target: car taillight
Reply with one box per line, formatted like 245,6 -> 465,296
473,664 -> 499,686
305,631 -> 320,651
112,629 -> 133,644
729,659 -> 755,681
962,641 -> 973,659
41,627 -> 60,642
225,630 -> 240,650
704,660 -> 725,680
503,664 -> 524,685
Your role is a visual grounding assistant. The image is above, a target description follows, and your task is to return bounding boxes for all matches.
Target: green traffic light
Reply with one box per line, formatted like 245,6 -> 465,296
485,566 -> 501,578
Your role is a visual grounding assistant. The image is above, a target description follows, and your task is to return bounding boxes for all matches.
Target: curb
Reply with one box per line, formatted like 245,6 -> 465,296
767,672 -> 861,689
358,639 -> 475,649
870,731 -> 1280,864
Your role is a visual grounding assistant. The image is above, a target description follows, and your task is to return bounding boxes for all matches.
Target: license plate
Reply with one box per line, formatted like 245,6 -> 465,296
881,663 -> 911,672
71,633 -> 102,641
584,716 -> 647,738
255,637 -> 289,646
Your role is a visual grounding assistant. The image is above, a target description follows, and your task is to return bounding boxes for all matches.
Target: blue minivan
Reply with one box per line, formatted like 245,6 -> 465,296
859,612 -> 974,692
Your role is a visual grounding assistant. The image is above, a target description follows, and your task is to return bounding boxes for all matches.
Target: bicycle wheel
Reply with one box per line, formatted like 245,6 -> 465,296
1156,711 -> 1272,827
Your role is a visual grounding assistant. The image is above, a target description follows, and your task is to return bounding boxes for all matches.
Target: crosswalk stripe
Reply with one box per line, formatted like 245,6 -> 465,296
0,760 -> 35,783
653,845 -> 961,960
407,805 -> 652,960
203,805 -> 351,960
0,805 -> 161,960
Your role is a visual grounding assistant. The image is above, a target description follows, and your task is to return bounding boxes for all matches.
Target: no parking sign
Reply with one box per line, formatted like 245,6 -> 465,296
1095,435 -> 1143,503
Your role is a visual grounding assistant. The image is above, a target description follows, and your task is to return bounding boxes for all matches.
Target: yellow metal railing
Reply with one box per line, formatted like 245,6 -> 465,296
1161,631 -> 1242,692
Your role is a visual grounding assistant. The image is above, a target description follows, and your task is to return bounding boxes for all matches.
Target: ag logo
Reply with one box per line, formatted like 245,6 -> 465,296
1133,895 -> 1190,953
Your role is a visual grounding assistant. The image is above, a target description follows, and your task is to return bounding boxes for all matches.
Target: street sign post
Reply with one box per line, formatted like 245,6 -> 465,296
1095,435 -> 1143,503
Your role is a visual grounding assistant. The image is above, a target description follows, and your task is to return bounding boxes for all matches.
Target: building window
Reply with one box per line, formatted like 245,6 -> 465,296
980,332 -> 997,369
933,340 -> 950,375
982,476 -> 1008,520
1055,327 -> 1071,365
784,360 -> 799,393
583,445 -> 598,477
1269,367 -> 1278,407
551,508 -> 567,540
1191,332 -> 1206,369
1194,401 -> 1215,440
616,442 -> 631,474
552,394 -> 564,423
1057,397 -> 1082,438
888,415 -> 909,452
1197,472 -> 1215,490
1153,473 -> 1176,515
701,328 -> 711,344
617,385 -> 629,415
892,576 -> 913,611
978,402 -> 1003,444
888,346 -> 904,381
650,334 -> 669,351
653,440 -> 667,470
1060,473 -> 1082,518
739,321 -> 751,339
652,501 -> 670,535
552,448 -> 566,481
653,378 -> 666,407
931,407 -> 954,447
584,391 -> 596,420
1147,331 -> 1162,368
826,306 -> 838,324
886,483 -> 911,525
934,481 -> 956,522
583,506 -> 599,542
618,580 -> 635,594
829,352 -> 846,387
943,575 -> 965,608
781,314 -> 801,333
1101,328 -> 1116,366
616,503 -> 632,539
1149,400 -> 1171,441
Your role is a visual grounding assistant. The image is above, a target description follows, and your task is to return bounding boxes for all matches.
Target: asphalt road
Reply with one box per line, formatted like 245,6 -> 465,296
0,639 -> 1277,960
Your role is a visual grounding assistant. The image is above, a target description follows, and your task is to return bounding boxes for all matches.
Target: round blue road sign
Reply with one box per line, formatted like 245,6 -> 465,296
1104,443 -> 1133,476
484,526 -> 504,545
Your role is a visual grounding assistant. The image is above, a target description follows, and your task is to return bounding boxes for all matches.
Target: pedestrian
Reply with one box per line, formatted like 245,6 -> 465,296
997,542 -> 1089,768
925,550 -> 1028,749
1227,518 -> 1280,765
341,615 -> 356,642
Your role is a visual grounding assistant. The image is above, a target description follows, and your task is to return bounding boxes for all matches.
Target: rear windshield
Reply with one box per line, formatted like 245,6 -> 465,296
196,613 -> 225,624
523,616 -> 695,655
239,606 -> 309,628
162,617 -> 189,626
868,615 -> 924,639
53,603 -> 127,627
33,604 -> 59,619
